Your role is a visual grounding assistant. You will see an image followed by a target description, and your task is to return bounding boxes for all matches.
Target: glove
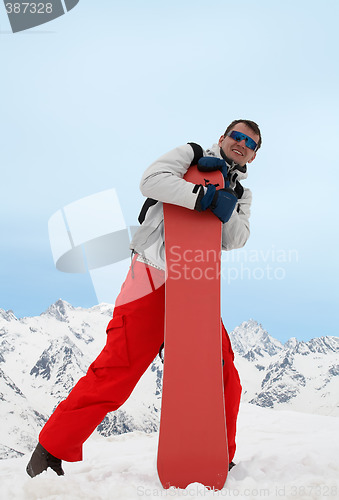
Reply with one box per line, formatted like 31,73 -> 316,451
197,156 -> 226,172
198,156 -> 244,201
197,156 -> 228,183
200,184 -> 237,223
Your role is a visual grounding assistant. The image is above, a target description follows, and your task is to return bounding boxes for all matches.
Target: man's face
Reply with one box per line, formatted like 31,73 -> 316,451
218,122 -> 260,166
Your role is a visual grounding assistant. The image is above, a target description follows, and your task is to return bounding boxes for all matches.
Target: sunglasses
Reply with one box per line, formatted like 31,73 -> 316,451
226,130 -> 258,151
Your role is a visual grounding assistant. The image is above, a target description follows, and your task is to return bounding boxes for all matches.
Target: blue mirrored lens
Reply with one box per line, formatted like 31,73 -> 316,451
227,131 -> 257,151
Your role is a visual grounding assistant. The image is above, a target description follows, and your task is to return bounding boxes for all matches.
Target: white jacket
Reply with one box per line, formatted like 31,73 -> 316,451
130,143 -> 252,270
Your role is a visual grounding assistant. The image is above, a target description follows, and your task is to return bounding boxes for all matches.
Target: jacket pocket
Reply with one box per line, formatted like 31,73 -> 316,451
92,315 -> 129,369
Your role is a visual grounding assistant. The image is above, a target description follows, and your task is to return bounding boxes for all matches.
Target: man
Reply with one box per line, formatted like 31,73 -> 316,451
26,119 -> 262,478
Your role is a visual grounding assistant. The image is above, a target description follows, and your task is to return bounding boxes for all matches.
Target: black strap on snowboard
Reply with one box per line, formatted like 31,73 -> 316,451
137,142 -> 204,225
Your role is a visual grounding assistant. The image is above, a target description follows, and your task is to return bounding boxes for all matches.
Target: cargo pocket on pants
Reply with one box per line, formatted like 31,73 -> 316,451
92,315 -> 130,369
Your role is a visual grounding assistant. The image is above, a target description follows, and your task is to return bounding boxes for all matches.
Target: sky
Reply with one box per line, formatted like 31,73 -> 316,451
0,0 -> 338,343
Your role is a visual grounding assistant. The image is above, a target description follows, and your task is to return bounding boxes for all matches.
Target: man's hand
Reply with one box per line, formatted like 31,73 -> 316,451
199,184 -> 237,223
197,157 -> 229,187
197,156 -> 227,173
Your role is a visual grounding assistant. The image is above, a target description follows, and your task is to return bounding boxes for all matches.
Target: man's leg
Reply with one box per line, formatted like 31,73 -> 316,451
221,321 -> 242,463
38,261 -> 165,462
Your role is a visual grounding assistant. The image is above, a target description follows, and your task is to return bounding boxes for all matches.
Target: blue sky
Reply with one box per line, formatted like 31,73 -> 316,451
0,0 -> 338,342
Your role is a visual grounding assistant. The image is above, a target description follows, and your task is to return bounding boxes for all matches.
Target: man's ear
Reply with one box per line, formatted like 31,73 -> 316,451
248,152 -> 257,164
218,135 -> 225,147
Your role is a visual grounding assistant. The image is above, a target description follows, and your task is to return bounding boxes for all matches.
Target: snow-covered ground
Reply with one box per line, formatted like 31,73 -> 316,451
0,403 -> 338,500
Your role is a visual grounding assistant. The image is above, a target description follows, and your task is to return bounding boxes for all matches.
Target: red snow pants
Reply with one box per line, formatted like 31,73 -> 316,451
39,258 -> 242,463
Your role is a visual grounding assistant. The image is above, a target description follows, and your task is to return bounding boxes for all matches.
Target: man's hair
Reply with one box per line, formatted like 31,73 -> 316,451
224,119 -> 262,151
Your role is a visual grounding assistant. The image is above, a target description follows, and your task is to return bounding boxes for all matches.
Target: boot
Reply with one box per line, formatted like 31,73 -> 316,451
26,443 -> 64,478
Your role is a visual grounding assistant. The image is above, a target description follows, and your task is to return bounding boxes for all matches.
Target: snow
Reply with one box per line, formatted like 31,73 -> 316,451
0,403 -> 338,500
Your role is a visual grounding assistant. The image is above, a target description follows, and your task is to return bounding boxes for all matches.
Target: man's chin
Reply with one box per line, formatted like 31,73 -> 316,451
221,147 -> 246,166
230,153 -> 245,166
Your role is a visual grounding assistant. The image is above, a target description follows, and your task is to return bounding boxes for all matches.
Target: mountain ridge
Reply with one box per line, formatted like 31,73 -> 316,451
0,300 -> 338,459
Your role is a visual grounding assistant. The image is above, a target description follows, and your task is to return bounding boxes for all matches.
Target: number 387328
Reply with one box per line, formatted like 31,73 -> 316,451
5,3 -> 53,14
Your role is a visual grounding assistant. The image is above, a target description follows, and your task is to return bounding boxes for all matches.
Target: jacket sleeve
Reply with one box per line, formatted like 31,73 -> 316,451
140,144 -> 202,210
222,188 -> 252,250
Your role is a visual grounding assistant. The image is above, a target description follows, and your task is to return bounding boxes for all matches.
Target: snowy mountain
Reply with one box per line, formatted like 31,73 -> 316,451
229,319 -> 339,417
0,300 -> 163,459
0,301 -> 338,460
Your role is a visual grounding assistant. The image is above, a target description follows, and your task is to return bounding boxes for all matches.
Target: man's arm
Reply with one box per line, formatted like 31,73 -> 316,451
140,144 -> 203,210
222,188 -> 252,250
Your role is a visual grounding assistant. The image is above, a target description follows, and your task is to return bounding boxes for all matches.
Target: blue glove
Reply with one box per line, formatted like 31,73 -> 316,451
198,156 -> 226,172
200,184 -> 237,223
197,157 -> 228,184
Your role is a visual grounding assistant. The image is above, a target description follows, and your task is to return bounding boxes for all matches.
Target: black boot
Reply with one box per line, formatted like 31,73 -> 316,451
26,443 -> 65,478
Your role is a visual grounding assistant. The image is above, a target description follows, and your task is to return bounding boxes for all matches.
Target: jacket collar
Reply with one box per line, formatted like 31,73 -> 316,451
206,143 -> 248,181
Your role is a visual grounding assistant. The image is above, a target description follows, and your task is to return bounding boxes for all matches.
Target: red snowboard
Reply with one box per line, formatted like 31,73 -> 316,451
157,165 -> 228,490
